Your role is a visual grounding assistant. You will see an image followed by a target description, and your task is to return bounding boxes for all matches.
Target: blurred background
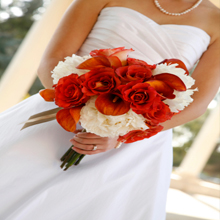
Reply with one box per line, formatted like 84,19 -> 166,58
0,0 -> 219,219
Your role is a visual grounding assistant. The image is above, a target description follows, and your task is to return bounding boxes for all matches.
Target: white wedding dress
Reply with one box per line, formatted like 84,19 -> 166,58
0,7 -> 210,220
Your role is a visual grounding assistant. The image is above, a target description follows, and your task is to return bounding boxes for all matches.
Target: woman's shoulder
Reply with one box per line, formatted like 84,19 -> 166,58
201,0 -> 220,44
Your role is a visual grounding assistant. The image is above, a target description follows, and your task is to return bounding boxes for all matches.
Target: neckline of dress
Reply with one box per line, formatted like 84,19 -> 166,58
102,6 -> 211,40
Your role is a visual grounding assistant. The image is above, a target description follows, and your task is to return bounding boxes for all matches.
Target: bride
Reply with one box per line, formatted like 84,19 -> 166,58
0,0 -> 219,219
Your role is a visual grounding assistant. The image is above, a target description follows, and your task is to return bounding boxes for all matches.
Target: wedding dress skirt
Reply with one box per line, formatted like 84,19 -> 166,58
0,7 -> 210,220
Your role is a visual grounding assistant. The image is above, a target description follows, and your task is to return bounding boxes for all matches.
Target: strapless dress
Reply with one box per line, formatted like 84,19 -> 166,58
0,7 -> 210,220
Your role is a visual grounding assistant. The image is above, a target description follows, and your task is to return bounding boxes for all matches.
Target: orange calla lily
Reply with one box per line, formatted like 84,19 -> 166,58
159,59 -> 189,75
56,106 -> 82,132
95,93 -> 130,115
154,73 -> 186,91
76,56 -> 111,70
146,80 -> 175,99
39,89 -> 55,101
69,106 -> 82,124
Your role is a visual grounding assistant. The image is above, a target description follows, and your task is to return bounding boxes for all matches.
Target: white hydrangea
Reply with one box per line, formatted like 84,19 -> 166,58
163,88 -> 198,112
152,63 -> 195,89
51,54 -> 91,84
80,96 -> 148,138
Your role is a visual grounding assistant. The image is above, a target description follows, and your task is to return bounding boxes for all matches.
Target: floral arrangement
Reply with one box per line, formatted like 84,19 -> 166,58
23,47 -> 196,170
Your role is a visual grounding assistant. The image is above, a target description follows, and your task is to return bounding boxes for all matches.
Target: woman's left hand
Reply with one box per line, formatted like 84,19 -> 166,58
70,131 -> 119,155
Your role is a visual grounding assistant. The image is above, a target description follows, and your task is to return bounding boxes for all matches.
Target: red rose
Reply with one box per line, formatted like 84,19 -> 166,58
117,125 -> 163,143
82,67 -> 121,96
127,58 -> 156,70
54,74 -> 89,108
115,65 -> 152,83
143,97 -> 173,126
119,81 -> 160,114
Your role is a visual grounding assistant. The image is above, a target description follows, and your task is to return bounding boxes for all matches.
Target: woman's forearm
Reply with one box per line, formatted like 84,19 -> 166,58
161,99 -> 207,131
37,58 -> 61,89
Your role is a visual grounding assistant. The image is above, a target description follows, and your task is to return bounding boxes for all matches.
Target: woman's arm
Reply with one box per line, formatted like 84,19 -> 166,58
162,35 -> 220,130
37,0 -> 110,88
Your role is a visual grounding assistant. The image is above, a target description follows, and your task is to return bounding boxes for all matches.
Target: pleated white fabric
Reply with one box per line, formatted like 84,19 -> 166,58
0,7 -> 210,220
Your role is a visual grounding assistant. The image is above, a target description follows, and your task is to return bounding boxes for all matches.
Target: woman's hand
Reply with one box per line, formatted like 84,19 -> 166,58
70,131 -> 119,155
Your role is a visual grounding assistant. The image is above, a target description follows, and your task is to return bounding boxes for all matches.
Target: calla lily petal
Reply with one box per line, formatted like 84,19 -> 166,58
154,73 -> 186,91
39,89 -> 55,101
69,105 -> 83,124
56,109 -> 77,132
159,59 -> 189,75
76,56 -> 110,69
146,80 -> 175,99
95,93 -> 130,115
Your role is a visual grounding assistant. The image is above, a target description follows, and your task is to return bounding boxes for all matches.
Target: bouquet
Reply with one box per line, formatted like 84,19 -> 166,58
22,47 -> 197,171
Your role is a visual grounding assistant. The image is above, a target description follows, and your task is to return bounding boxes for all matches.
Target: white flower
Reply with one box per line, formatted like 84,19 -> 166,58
153,63 -> 195,89
163,88 -> 198,112
80,96 -> 148,138
51,54 -> 91,84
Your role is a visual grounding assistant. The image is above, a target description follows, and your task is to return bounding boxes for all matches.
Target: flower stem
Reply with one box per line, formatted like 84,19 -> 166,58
60,146 -> 73,161
60,149 -> 76,169
60,129 -> 87,170
64,153 -> 81,171
74,154 -> 85,166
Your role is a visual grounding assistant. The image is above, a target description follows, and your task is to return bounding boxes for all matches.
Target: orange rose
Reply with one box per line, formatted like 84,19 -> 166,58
115,65 -> 152,83
82,67 -> 121,96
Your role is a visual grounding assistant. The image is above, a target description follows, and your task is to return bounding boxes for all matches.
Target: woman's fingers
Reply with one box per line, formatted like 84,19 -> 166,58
70,138 -> 98,151
75,132 -> 105,139
72,146 -> 104,155
73,129 -> 83,134
71,136 -> 104,146
69,132 -> 119,155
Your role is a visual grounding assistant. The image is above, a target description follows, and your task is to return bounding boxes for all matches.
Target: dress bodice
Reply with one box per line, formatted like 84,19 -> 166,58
78,7 -> 210,71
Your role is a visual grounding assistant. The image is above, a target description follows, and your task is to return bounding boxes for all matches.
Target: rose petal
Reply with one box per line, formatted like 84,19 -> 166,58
154,73 -> 186,91
76,56 -> 110,69
111,49 -> 134,66
90,47 -> 125,57
117,125 -> 163,143
127,58 -> 156,69
39,89 -> 55,101
95,93 -> 130,115
159,59 -> 189,75
146,80 -> 175,99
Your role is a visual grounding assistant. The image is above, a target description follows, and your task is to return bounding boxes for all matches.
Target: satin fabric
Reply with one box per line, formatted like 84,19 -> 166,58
0,7 -> 210,220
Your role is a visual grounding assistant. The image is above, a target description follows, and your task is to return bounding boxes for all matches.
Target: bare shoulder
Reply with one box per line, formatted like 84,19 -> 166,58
68,0 -> 112,11
201,0 -> 220,43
